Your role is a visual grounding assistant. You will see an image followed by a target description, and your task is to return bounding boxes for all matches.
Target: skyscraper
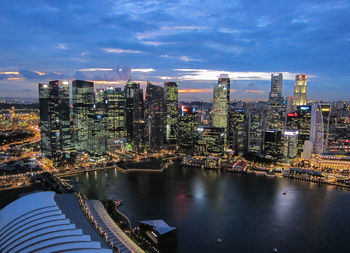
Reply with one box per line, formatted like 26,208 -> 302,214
39,80 -> 75,166
178,105 -> 199,154
247,110 -> 265,156
39,83 -> 50,158
72,80 -> 95,153
294,74 -> 307,106
269,73 -> 283,99
228,110 -> 247,153
124,81 -> 145,151
297,105 -> 312,154
195,126 -> 225,155
145,82 -> 165,151
164,81 -> 178,147
310,103 -> 331,153
212,74 -> 230,132
103,87 -> 126,150
264,74 -> 286,160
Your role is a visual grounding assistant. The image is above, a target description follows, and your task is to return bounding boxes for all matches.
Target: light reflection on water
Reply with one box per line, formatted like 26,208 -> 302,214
72,165 -> 350,253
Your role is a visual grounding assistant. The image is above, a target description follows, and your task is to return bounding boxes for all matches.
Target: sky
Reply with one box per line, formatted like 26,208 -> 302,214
0,0 -> 349,101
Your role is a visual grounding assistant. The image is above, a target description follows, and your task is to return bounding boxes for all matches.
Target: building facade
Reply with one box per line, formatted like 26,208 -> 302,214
164,81 -> 178,147
294,74 -> 307,106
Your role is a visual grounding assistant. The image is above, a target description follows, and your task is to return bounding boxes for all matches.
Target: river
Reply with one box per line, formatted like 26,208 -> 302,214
70,164 -> 350,253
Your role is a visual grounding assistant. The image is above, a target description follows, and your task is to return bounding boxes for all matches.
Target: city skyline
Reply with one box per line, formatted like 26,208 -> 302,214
0,0 -> 349,101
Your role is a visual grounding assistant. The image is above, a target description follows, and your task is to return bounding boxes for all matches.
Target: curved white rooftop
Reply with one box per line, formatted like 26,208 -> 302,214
0,191 -> 112,253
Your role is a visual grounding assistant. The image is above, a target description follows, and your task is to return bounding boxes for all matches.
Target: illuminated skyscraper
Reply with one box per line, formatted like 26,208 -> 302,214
310,103 -> 331,153
269,73 -> 283,99
264,74 -> 286,160
248,110 -> 264,156
195,126 -> 225,155
124,82 -> 145,151
39,83 -> 50,158
294,74 -> 307,106
145,82 -> 164,151
72,80 -> 95,153
103,87 -> 126,150
178,105 -> 199,154
164,81 -> 178,146
297,105 -> 312,154
212,74 -> 230,132
228,110 -> 247,153
39,80 -> 75,166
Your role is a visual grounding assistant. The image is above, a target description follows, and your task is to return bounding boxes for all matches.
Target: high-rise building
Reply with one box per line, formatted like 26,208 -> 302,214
212,74 -> 230,132
39,80 -> 75,166
145,82 -> 164,151
124,82 -> 145,151
297,105 -> 312,154
195,126 -> 225,155
72,80 -> 95,153
164,81 -> 178,147
103,87 -> 126,150
39,83 -> 50,158
90,100 -> 108,157
265,74 -> 286,160
269,73 -> 283,99
247,110 -> 265,156
294,74 -> 307,106
310,103 -> 331,153
228,110 -> 247,153
283,130 -> 299,160
178,105 -> 199,154
264,130 -> 283,160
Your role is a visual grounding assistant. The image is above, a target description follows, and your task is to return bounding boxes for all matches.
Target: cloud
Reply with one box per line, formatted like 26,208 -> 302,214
245,89 -> 265,94
74,66 -> 132,81
136,25 -> 208,40
103,48 -> 142,54
204,41 -> 243,54
131,68 -> 155,72
257,17 -> 271,28
172,69 -> 303,81
142,41 -> 175,46
161,55 -> 201,62
55,43 -> 68,50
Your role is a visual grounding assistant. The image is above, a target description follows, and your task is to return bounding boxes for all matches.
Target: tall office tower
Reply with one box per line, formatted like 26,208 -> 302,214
164,81 -> 178,147
265,74 -> 286,160
124,81 -> 145,151
145,82 -> 165,151
310,103 -> 331,153
247,110 -> 265,156
178,105 -> 199,154
195,126 -> 225,155
264,130 -> 283,160
38,80 -> 75,166
72,80 -> 95,153
228,110 -> 247,153
90,101 -> 108,157
297,105 -> 312,154
283,130 -> 299,160
286,96 -> 295,114
39,83 -> 50,158
266,73 -> 286,131
294,74 -> 307,106
103,87 -> 126,150
269,73 -> 283,99
212,74 -> 230,131
286,112 -> 299,130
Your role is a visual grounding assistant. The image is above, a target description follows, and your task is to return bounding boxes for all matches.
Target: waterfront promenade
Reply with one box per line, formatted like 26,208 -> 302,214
82,199 -> 144,253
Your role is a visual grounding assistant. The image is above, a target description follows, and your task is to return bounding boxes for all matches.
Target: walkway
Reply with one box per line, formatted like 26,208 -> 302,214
83,200 -> 144,253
